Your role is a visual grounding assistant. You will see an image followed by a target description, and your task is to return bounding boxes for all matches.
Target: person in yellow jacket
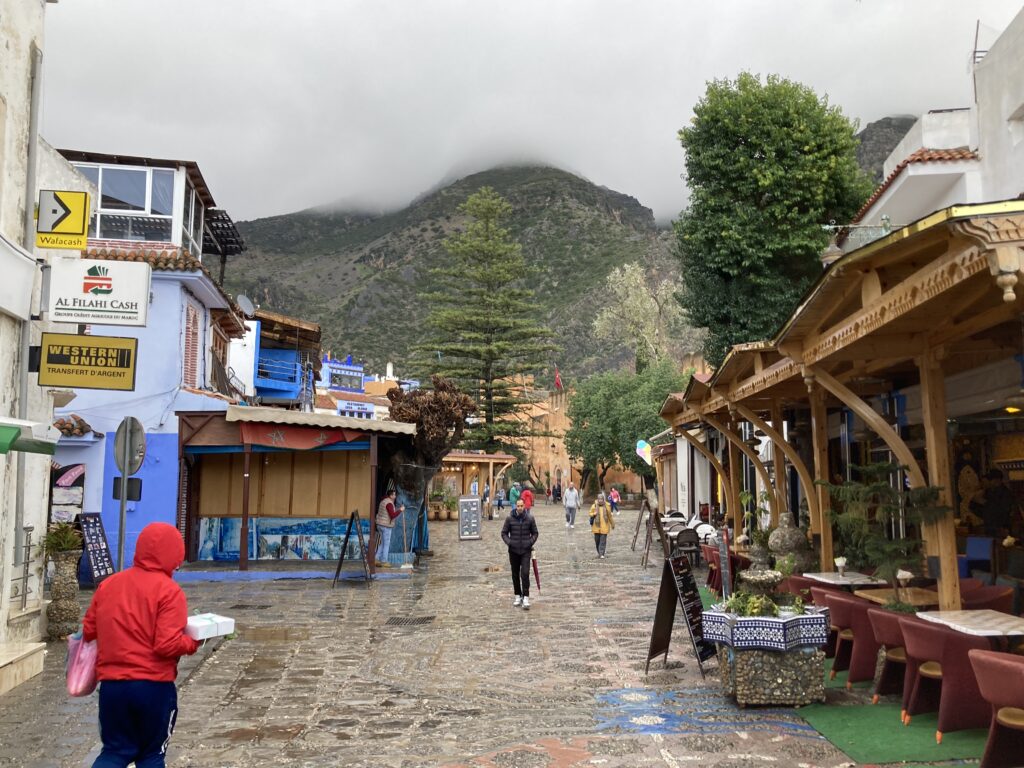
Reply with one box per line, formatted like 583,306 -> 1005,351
589,492 -> 615,559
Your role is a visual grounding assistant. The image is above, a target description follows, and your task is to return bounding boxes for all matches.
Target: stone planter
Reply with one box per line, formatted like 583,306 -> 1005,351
718,646 -> 826,707
768,511 -> 817,573
46,550 -> 82,641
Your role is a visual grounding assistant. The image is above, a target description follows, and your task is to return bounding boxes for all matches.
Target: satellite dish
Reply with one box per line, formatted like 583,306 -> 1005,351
237,294 -> 255,317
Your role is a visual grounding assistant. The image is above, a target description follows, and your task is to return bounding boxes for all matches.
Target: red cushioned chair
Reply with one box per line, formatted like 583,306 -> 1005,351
969,649 -> 1024,768
808,587 -> 840,658
700,544 -> 717,590
707,548 -> 722,595
830,593 -> 882,688
822,591 -> 856,678
962,586 -> 1015,614
900,617 -> 991,742
867,607 -> 908,706
925,577 -> 985,598
786,575 -> 819,604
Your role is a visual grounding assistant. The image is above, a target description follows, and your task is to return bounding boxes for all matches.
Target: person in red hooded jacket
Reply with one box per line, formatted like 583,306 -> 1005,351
82,522 -> 199,768
520,486 -> 535,511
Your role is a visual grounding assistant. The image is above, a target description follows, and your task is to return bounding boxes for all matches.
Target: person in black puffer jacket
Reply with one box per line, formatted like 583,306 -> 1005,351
501,498 -> 539,610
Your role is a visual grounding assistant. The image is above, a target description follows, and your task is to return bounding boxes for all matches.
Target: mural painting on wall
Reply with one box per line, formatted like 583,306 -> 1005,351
51,463 -> 86,524
198,517 -> 372,561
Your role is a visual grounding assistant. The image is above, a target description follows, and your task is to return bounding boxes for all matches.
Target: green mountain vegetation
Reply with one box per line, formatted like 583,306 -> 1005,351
225,166 -> 679,381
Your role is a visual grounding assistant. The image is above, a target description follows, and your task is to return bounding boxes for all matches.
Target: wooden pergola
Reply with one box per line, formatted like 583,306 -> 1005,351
662,202 -> 1024,610
436,451 -> 517,499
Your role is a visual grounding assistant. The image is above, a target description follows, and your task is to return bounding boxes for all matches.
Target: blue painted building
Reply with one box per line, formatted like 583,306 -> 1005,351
319,353 -> 364,393
53,150 -> 247,568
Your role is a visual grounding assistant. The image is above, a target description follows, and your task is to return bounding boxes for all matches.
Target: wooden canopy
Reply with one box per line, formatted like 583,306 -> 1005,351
664,201 -> 1024,610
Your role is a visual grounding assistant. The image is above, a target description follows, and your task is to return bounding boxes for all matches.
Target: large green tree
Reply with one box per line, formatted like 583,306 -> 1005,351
415,187 -> 553,453
565,360 -> 687,489
675,73 -> 872,365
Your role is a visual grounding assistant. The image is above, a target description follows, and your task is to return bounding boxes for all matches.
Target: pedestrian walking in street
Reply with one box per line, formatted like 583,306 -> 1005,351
563,481 -> 581,528
521,485 -> 534,511
496,486 -> 506,511
375,489 -> 404,568
501,498 -> 539,610
608,487 -> 621,515
589,492 -> 615,558
509,482 -> 521,508
82,522 -> 200,768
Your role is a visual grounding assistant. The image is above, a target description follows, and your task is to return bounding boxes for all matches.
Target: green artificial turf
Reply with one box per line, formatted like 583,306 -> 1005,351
798,701 -> 986,765
824,657 -> 873,690
699,586 -> 715,610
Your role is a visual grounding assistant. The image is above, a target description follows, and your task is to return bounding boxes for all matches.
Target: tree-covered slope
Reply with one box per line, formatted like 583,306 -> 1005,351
227,166 -> 677,378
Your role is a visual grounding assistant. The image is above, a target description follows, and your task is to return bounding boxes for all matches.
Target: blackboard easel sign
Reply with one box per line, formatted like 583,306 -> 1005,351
79,512 -> 115,582
645,552 -> 717,677
332,510 -> 371,587
458,496 -> 481,540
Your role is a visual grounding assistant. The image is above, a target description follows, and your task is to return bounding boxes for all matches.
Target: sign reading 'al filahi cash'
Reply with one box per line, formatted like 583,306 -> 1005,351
47,257 -> 152,327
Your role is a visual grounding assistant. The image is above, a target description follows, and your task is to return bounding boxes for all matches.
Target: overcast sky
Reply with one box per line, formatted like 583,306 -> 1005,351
41,1 -> 1023,224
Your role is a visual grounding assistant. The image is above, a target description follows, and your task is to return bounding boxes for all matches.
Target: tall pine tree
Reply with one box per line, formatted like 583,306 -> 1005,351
416,187 -> 553,453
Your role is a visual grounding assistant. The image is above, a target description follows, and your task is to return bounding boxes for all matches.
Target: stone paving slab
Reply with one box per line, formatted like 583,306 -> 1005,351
0,507 -> 863,767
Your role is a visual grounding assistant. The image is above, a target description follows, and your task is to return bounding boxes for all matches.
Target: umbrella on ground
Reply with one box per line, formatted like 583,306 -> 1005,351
532,554 -> 541,592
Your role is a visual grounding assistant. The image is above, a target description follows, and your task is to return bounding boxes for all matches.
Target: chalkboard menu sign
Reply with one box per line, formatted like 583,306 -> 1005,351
79,513 -> 115,582
645,552 -> 717,677
458,496 -> 481,540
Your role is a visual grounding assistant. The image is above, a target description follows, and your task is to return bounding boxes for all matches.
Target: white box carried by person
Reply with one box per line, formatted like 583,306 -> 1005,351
185,613 -> 235,640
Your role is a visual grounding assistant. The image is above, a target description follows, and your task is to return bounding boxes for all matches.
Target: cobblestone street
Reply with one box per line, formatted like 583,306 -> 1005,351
0,506 -> 850,767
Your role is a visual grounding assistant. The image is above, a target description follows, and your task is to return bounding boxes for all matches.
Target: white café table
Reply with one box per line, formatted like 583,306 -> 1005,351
916,610 -> 1024,637
802,571 -> 887,587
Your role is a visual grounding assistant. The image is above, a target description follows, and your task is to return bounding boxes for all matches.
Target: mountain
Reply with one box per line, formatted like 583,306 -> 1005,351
856,115 -> 917,184
226,166 -> 678,379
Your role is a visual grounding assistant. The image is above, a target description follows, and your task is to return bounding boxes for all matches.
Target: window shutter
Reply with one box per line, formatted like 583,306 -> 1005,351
184,305 -> 199,388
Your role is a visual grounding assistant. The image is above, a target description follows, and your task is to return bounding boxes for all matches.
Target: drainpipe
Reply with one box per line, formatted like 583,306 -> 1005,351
15,44 -> 44,562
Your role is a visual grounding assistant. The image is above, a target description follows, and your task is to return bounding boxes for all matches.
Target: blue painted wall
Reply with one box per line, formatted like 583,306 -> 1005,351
100,432 -> 180,567
255,347 -> 303,397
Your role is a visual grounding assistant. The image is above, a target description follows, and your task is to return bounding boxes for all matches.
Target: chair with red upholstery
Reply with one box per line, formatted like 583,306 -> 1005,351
729,552 -> 750,593
700,544 -> 717,589
925,577 -> 986,598
823,591 -> 856,677
867,607 -> 908,705
962,586 -> 1014,613
830,593 -> 882,688
707,548 -> 722,595
969,649 -> 1024,768
900,618 -> 991,741
787,575 -> 819,604
809,588 -> 838,658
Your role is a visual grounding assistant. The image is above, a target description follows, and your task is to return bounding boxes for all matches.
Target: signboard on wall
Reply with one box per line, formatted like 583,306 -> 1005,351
36,190 -> 90,250
50,463 -> 85,524
47,257 -> 151,326
38,332 -> 138,391
80,512 -> 115,582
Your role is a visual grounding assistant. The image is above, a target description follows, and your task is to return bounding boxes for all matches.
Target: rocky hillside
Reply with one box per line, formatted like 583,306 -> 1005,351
855,115 -> 917,184
226,166 -> 678,378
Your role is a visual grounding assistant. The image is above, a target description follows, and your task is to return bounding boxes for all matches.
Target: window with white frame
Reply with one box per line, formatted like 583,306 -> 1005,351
181,181 -> 205,258
74,164 -> 176,243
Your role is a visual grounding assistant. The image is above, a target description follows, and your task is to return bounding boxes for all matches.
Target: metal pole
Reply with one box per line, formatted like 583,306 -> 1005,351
239,444 -> 251,571
117,429 -> 130,571
20,527 -> 33,610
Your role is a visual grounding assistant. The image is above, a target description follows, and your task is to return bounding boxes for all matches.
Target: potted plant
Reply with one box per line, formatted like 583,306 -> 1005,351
42,522 -> 84,641
822,462 -> 950,588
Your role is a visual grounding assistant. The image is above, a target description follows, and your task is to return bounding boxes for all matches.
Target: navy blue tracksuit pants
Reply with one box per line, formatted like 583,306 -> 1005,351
94,680 -> 178,768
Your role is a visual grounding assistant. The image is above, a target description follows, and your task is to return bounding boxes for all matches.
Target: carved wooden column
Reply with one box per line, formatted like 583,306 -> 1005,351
703,413 -> 779,525
728,437 -> 743,541
808,383 -> 834,571
917,349 -> 961,610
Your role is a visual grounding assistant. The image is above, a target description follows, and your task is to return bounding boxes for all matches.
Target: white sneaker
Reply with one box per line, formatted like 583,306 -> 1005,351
513,595 -> 522,607
570,524 -> 574,528
566,522 -> 570,528
522,596 -> 530,610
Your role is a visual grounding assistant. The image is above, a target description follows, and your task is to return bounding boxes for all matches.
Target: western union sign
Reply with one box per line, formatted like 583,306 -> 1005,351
36,190 -> 90,250
38,333 -> 138,391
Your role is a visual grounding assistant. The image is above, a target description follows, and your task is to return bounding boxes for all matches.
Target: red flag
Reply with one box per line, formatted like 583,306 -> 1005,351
554,366 -> 563,391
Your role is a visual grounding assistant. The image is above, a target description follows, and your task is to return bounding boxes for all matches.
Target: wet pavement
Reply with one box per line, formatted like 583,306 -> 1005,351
0,505 -> 854,767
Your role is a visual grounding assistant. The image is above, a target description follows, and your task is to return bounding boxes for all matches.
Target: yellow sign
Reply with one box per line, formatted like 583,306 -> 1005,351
36,190 -> 90,250
38,332 -> 137,391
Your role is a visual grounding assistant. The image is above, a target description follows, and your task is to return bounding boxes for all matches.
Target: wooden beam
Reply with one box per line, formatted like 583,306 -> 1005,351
735,403 -> 820,530
239,444 -> 251,572
807,365 -> 927,488
916,350 -> 962,611
728,438 -> 743,541
770,400 -> 788,523
676,429 -> 737,523
703,414 -> 779,527
809,385 -> 834,571
929,300 -> 1020,348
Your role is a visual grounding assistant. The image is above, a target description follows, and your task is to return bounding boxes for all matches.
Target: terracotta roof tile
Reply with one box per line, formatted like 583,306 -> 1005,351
315,393 -> 337,410
853,147 -> 979,223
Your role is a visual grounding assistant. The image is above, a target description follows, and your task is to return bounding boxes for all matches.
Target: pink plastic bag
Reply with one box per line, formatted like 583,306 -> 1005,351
65,631 -> 98,697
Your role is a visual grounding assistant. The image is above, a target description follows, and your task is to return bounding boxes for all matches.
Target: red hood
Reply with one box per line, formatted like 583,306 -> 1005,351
132,522 -> 184,575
